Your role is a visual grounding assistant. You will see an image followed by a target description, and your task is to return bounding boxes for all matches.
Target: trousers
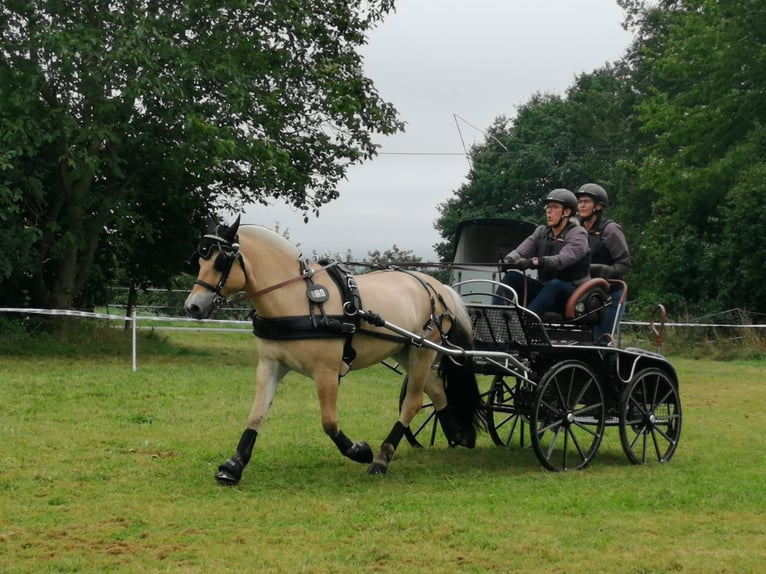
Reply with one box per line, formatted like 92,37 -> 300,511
493,271 -> 575,316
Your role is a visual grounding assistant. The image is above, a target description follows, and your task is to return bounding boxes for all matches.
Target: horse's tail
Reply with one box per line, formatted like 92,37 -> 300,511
437,288 -> 487,435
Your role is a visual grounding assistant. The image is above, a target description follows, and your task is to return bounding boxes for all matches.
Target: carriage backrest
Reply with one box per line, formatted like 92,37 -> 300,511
564,278 -> 610,324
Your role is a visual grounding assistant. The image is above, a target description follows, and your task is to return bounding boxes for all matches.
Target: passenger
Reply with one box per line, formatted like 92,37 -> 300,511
575,183 -> 631,341
493,188 -> 590,317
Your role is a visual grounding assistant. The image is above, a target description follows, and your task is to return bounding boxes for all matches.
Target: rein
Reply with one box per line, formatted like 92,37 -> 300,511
227,261 -> 337,305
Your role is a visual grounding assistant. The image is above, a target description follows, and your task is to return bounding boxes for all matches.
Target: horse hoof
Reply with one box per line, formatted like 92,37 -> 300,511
347,441 -> 374,464
449,430 -> 477,449
215,469 -> 240,486
215,457 -> 244,486
367,462 -> 388,475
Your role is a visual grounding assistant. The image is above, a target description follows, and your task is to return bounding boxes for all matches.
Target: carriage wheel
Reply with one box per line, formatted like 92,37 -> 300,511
399,375 -> 440,448
486,375 -> 529,447
619,367 -> 682,464
530,360 -> 605,471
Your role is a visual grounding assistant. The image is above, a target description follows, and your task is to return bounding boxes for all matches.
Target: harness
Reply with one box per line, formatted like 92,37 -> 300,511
194,232 -> 452,375
252,260 -> 362,369
252,264 -> 452,373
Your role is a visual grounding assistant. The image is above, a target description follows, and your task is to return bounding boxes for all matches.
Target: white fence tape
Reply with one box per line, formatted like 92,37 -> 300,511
2,307 -> 764,372
0,307 -> 251,372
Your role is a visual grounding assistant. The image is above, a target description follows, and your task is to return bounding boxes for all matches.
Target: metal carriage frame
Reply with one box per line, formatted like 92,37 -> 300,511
393,280 -> 682,471
396,218 -> 683,471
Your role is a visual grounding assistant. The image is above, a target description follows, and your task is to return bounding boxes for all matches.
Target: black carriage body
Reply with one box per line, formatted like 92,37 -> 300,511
464,299 -> 682,471
401,218 -> 682,471
465,300 -> 678,398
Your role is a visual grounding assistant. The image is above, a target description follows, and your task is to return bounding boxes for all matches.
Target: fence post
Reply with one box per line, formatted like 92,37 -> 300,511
132,310 -> 137,372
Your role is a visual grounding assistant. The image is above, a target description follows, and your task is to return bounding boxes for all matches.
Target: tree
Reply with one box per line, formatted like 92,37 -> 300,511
0,1 -> 402,309
625,0 -> 766,310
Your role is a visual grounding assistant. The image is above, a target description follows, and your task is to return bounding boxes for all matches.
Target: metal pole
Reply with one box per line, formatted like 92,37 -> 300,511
132,310 -> 137,372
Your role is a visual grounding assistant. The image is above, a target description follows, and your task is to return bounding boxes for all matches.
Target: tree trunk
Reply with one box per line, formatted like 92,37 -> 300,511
124,285 -> 137,330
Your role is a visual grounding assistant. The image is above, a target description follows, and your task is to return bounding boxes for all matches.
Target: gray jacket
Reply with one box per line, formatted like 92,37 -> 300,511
506,222 -> 590,285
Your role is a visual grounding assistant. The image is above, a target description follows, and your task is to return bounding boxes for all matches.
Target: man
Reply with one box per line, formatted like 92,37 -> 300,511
494,188 -> 590,317
575,183 -> 631,340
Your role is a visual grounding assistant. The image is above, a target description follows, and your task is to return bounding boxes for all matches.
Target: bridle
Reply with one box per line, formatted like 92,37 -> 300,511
194,233 -> 245,308
194,232 -> 337,307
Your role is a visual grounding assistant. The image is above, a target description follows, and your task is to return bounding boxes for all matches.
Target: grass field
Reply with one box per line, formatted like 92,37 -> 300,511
1,326 -> 765,573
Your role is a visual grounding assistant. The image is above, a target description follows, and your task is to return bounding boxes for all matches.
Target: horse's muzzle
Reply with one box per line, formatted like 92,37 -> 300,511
184,292 -> 215,319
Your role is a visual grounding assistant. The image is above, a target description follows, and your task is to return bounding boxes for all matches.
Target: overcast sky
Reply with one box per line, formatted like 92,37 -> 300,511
243,0 -> 634,261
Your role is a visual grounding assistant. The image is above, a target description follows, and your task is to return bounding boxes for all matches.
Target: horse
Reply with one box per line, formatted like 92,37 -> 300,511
183,216 -> 485,485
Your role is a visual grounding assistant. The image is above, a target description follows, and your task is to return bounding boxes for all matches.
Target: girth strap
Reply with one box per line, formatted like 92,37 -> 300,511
252,315 -> 353,339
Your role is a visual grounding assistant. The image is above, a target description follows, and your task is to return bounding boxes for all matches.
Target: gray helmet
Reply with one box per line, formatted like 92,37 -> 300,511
576,183 -> 609,206
544,188 -> 577,212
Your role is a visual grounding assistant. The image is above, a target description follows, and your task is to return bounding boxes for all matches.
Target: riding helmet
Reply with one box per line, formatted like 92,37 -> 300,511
544,188 -> 578,212
575,183 -> 609,206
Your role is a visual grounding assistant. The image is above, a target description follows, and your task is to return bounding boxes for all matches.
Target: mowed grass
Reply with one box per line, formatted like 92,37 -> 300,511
1,327 -> 765,573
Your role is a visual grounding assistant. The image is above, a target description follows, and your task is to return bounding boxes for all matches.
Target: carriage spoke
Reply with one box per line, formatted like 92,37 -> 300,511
620,368 -> 682,465
543,424 -> 564,460
572,419 -> 601,438
566,426 -> 588,464
486,376 -> 528,447
531,361 -> 605,472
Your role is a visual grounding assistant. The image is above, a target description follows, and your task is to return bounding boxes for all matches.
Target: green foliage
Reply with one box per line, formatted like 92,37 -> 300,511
0,1 -> 402,309
629,0 -> 766,312
719,157 -> 766,310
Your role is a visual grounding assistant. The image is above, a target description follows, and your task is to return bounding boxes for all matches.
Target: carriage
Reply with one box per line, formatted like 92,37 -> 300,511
399,218 -> 682,471
185,215 -> 681,485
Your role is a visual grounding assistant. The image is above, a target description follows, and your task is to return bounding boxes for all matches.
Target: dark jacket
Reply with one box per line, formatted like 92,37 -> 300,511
586,217 -> 631,280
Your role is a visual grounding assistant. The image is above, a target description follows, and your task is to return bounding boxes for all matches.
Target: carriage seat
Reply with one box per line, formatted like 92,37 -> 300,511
540,278 -> 610,325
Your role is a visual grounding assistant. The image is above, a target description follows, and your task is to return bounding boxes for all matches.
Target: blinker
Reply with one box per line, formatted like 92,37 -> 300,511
214,254 -> 230,272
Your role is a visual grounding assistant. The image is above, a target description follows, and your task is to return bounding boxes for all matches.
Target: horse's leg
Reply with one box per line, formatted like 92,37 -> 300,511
367,350 -> 432,475
420,370 -> 463,445
314,368 -> 373,464
216,359 -> 286,486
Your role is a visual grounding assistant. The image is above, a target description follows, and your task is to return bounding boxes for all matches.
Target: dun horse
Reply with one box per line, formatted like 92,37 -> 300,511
184,217 -> 484,485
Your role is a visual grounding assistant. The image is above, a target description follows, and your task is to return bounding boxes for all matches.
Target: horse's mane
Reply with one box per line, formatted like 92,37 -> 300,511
238,224 -> 301,258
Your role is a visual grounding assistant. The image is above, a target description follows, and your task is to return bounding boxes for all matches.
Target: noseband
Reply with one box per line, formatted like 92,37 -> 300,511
194,233 -> 245,307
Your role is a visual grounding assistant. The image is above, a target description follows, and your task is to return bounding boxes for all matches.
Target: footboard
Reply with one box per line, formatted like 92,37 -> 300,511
466,303 -> 552,352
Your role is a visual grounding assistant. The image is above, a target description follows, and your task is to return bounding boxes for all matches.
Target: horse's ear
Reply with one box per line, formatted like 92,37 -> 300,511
222,215 -> 240,242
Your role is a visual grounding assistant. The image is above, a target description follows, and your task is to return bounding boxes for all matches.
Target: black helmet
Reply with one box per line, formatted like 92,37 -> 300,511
544,188 -> 577,212
576,183 -> 609,206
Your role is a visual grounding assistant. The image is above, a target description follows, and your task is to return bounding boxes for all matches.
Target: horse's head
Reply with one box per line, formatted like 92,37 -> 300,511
184,215 -> 247,319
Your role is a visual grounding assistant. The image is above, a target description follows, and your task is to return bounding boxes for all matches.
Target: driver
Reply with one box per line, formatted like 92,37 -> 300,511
494,188 -> 590,317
